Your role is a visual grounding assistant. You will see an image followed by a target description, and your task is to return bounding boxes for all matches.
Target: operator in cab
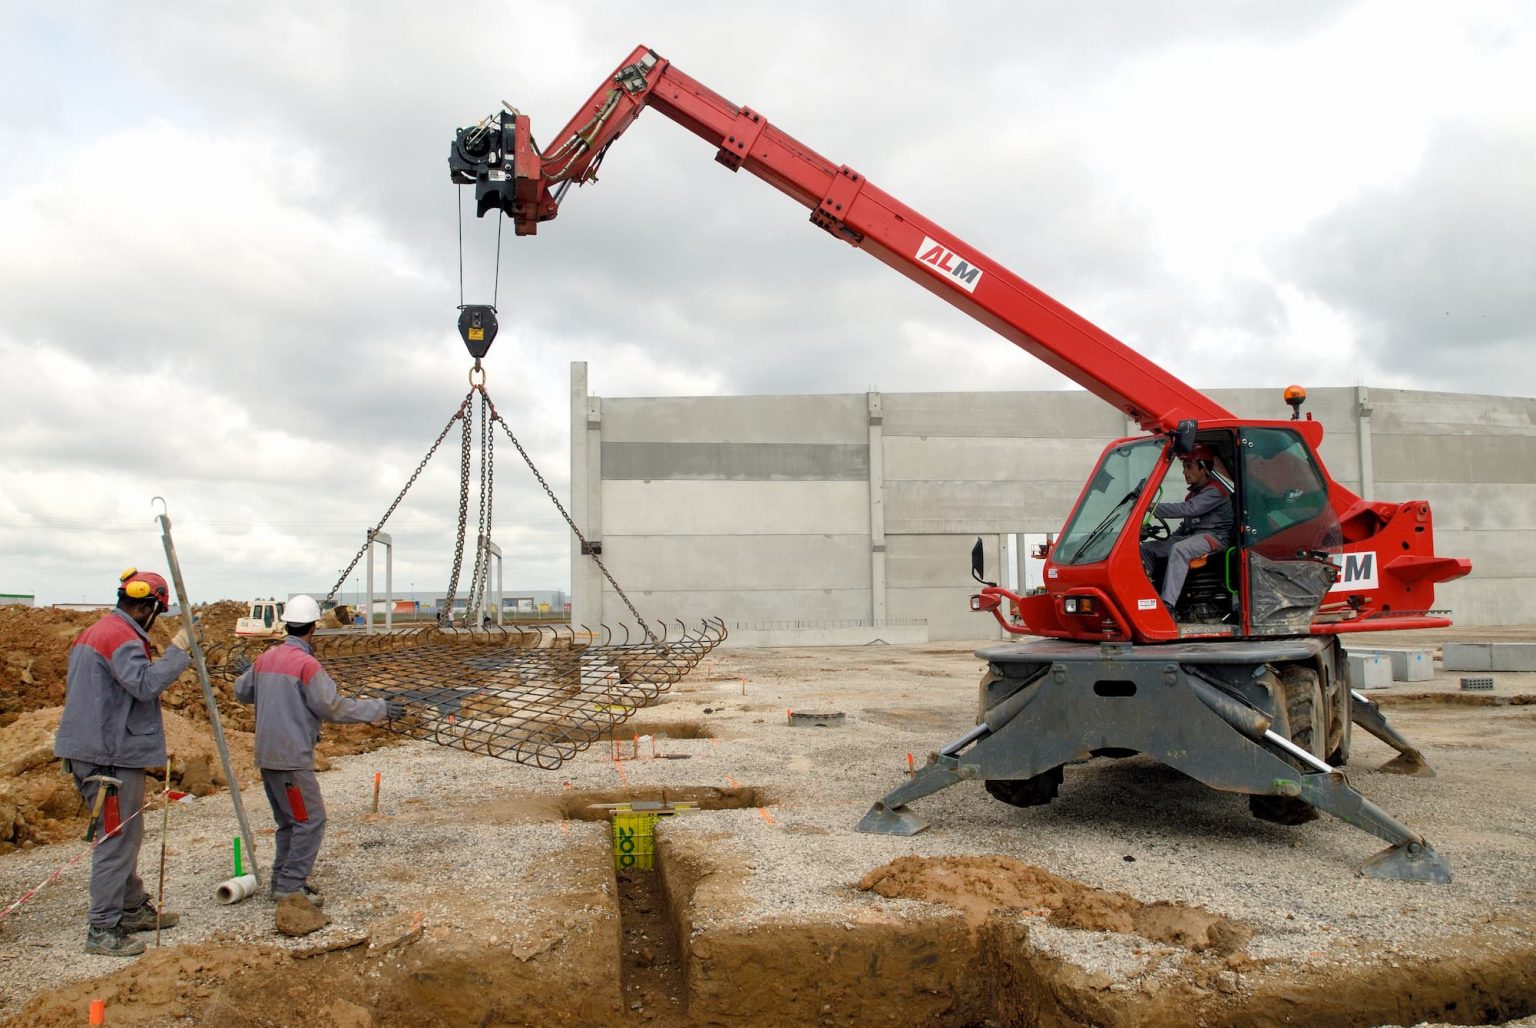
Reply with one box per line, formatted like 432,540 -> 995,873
1141,445 -> 1234,614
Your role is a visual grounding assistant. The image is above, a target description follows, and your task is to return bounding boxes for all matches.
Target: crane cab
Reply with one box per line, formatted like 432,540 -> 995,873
979,419 -> 1348,644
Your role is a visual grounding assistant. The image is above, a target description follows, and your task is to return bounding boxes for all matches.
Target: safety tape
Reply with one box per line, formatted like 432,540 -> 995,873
0,795 -> 157,924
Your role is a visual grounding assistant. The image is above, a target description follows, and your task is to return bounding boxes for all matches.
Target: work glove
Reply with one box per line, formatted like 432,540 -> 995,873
169,616 -> 200,651
385,700 -> 406,721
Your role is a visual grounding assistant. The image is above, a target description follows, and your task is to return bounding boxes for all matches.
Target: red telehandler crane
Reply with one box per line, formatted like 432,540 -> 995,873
450,46 -> 1469,881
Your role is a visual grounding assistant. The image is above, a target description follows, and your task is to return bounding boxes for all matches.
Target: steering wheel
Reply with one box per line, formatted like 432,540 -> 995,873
1140,511 -> 1171,541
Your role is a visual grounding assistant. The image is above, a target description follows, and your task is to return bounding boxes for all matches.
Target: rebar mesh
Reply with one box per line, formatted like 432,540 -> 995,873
207,619 -> 727,769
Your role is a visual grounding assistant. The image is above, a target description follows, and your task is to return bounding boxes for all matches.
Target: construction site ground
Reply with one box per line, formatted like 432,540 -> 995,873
1,612 -> 1534,1027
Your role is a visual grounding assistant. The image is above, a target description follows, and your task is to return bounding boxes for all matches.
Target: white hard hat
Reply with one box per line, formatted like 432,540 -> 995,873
283,594 -> 322,625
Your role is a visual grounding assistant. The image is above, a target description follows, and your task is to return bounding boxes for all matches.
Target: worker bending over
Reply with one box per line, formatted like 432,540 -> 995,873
54,568 -> 193,956
234,595 -> 402,906
1141,445 -> 1234,613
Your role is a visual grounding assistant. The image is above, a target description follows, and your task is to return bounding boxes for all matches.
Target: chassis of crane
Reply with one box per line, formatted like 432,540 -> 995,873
856,633 -> 1451,883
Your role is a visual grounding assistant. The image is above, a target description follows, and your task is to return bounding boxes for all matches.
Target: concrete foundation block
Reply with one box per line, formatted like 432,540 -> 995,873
1346,652 -> 1394,689
1351,647 -> 1435,682
1490,643 -> 1536,672
1441,643 -> 1492,671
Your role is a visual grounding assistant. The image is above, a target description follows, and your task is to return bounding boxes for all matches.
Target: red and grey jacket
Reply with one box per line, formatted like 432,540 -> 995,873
234,636 -> 385,770
53,608 -> 190,768
1155,479 -> 1235,548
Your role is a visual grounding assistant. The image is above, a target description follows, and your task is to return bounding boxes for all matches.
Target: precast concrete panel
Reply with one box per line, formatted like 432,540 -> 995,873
601,441 -> 869,481
884,480 -> 1080,534
883,435 -> 1106,483
886,533 -> 997,588
1431,530 -> 1536,579
881,391 -> 1126,438
1435,577 -> 1533,625
1362,390 -> 1536,436
601,481 -> 870,536
887,586 -> 1002,641
1373,434 -> 1536,485
1378,484 -> 1536,533
575,374 -> 1536,632
596,534 -> 871,592
592,587 -> 872,626
601,394 -> 867,444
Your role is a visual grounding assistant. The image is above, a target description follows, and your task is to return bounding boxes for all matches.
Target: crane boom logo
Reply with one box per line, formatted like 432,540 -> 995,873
916,236 -> 983,293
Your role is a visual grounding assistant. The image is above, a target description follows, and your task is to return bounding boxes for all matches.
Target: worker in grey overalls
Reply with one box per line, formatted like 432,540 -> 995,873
233,595 -> 401,906
54,568 -> 192,956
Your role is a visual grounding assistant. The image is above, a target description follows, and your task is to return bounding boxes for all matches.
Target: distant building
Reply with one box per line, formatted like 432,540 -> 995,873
0,593 -> 35,607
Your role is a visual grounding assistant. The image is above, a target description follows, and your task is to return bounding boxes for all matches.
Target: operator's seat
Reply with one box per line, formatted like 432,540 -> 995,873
1178,547 -> 1237,621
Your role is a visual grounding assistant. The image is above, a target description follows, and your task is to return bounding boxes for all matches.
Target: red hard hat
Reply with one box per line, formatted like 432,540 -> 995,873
118,568 -> 170,608
1183,444 -> 1217,463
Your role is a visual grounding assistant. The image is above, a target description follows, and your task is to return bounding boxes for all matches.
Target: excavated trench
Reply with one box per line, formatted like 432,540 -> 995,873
15,802 -> 1535,1026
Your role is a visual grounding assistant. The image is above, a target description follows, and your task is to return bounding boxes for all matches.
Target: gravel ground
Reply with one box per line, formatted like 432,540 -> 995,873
2,635 -> 1534,1023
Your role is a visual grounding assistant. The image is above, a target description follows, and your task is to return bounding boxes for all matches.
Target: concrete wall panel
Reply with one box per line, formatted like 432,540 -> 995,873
882,391 -> 1125,438
884,480 -> 1078,534
602,441 -> 868,481
574,364 -> 1536,634
883,435 -> 1105,482
602,395 -> 866,444
1374,435 -> 1536,485
601,481 -> 870,536
598,535 -> 870,592
594,587 -> 872,625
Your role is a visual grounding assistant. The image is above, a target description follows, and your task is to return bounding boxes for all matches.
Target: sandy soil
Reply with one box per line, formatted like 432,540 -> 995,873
1,612 -> 1534,1026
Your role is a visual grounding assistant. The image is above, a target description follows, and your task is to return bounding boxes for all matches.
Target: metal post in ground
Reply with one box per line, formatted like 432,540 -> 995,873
153,498 -> 263,887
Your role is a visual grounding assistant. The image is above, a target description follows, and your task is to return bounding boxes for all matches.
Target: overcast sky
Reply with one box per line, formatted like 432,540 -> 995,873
2,1 -> 1532,605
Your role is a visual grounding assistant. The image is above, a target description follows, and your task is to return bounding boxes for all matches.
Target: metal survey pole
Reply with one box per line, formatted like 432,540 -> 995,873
153,498 -> 263,886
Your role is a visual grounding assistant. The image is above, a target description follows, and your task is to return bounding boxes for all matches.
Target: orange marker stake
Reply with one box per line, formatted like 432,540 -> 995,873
89,999 -> 105,1026
740,677 -> 747,695
632,733 -> 639,760
786,708 -> 792,723
371,772 -> 381,814
758,807 -> 776,826
907,753 -> 916,777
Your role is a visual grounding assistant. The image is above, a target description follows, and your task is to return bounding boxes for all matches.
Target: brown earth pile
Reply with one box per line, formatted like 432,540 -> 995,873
858,854 -> 1253,955
0,603 -> 396,853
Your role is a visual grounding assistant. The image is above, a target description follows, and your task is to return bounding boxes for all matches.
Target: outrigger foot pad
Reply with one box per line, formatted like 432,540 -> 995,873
1379,750 -> 1436,777
1359,839 -> 1452,883
856,803 -> 929,837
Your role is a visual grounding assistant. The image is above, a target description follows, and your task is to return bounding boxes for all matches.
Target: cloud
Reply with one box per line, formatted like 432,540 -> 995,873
1279,119 -> 1536,395
1,1 -> 1532,604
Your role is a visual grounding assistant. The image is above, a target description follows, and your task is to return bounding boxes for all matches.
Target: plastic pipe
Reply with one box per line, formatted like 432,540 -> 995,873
215,874 -> 260,905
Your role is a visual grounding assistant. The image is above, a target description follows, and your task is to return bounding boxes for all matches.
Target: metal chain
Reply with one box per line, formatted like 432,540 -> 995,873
439,398 -> 476,623
485,398 -> 657,643
466,391 -> 492,619
324,391 -> 474,608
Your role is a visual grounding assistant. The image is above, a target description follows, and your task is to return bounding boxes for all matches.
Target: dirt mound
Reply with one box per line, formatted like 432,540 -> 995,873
857,854 -> 1252,954
0,707 -> 264,853
0,602 -> 393,764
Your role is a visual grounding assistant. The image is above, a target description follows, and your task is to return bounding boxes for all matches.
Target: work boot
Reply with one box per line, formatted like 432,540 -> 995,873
84,925 -> 145,956
119,900 -> 180,932
271,885 -> 325,908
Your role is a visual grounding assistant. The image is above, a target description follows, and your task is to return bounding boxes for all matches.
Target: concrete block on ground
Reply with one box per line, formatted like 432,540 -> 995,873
1346,652 -> 1394,689
1441,643 -> 1492,671
1490,643 -> 1536,672
1350,647 -> 1435,682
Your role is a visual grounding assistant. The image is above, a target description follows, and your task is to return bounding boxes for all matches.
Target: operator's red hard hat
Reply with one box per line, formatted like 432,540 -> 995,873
118,567 -> 170,608
1183,444 -> 1217,464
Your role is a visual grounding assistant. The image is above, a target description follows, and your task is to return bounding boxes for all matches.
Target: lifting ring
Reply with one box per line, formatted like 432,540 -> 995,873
468,363 -> 487,388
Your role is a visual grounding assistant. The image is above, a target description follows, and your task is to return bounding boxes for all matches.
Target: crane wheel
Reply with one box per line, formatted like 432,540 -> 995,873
984,765 -> 1064,808
1249,666 -> 1325,826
